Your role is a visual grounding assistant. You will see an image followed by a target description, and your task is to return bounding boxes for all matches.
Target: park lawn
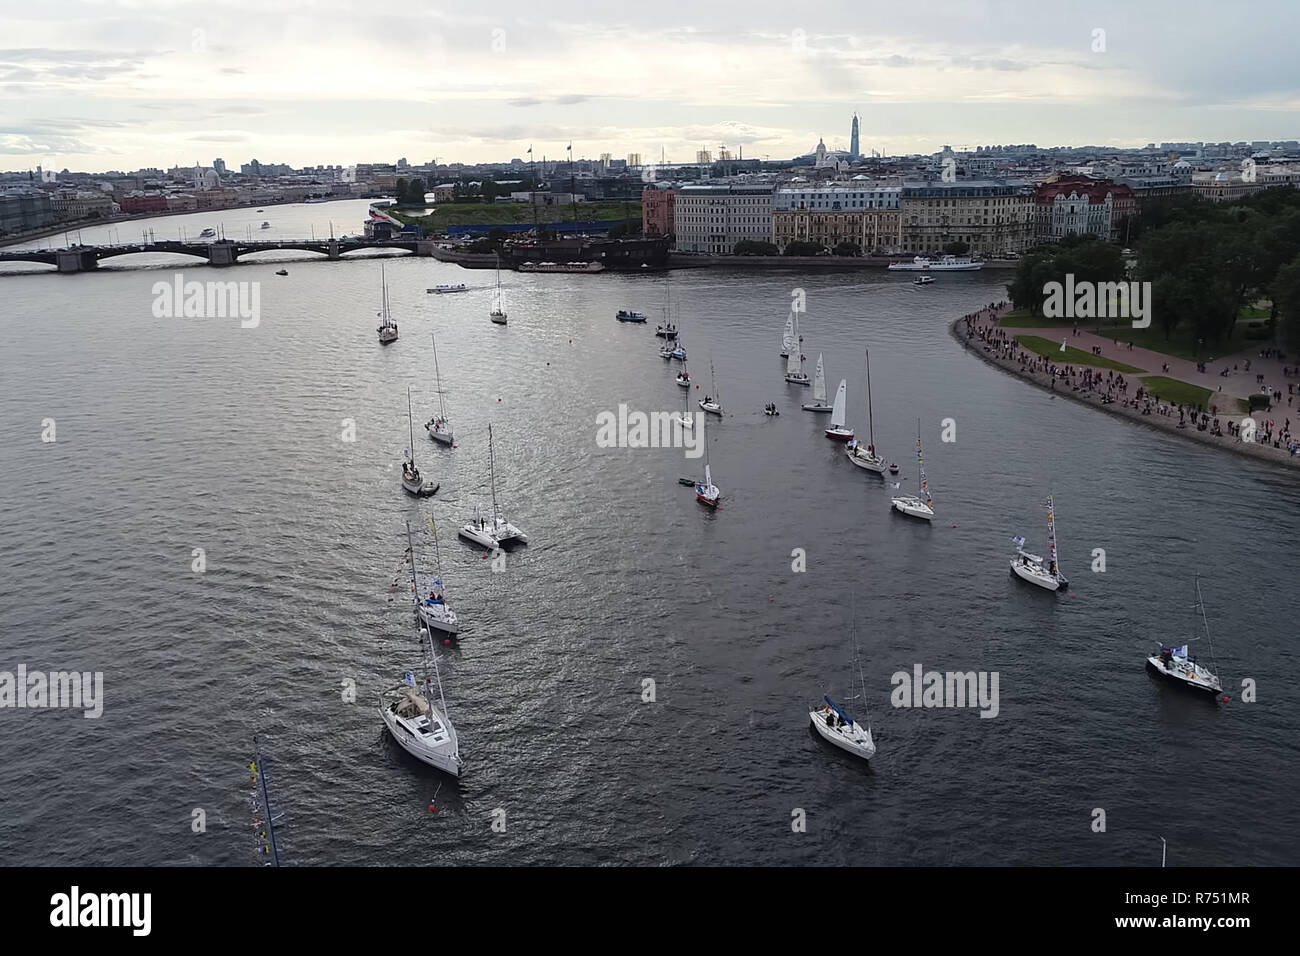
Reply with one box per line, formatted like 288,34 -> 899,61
1138,376 -> 1221,410
999,308 -> 1067,329
1015,335 -> 1145,372
392,201 -> 641,232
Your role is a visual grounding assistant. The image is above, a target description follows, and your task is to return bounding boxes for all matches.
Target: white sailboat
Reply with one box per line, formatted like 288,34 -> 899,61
846,348 -> 888,473
890,420 -> 933,520
401,386 -> 437,497
489,253 -> 508,324
1010,495 -> 1068,591
379,625 -> 463,777
459,424 -> 527,548
802,353 -> 832,412
675,371 -> 695,429
809,628 -> 876,762
824,378 -> 854,441
377,263 -> 398,344
676,357 -> 691,388
695,420 -> 720,508
779,312 -> 796,357
784,314 -> 810,385
1146,577 -> 1225,696
406,519 -> 459,636
423,331 -> 453,446
699,359 -> 722,415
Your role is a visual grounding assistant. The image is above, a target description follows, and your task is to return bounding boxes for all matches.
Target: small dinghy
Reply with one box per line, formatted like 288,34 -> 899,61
763,403 -> 780,416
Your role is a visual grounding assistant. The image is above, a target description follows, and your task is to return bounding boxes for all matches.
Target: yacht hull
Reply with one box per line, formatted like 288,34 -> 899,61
809,710 -> 875,760
891,496 -> 934,520
1010,560 -> 1065,591
380,707 -> 462,776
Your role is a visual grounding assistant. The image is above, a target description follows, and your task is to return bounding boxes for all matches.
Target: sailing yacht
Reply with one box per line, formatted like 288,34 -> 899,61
1146,577 -> 1224,696
784,314 -> 810,384
699,359 -> 722,415
377,264 -> 399,344
379,626 -> 463,777
406,520 -> 459,636
490,254 -> 508,324
458,424 -> 527,548
802,354 -> 832,412
695,419 -> 720,508
779,312 -> 797,358
1010,495 -> 1068,591
846,349 -> 888,472
809,627 -> 876,761
889,421 -> 934,520
401,386 -> 438,497
824,379 -> 854,441
676,358 -> 691,388
423,332 -> 454,446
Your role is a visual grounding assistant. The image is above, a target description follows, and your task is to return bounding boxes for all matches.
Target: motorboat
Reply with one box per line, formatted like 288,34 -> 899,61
616,310 -> 648,323
913,275 -> 934,285
429,283 -> 468,294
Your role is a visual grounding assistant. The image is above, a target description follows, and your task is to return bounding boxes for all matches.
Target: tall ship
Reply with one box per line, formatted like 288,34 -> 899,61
887,254 -> 982,272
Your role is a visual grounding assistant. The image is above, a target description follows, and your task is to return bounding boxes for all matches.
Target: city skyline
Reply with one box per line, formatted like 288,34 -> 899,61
3,0 -> 1299,171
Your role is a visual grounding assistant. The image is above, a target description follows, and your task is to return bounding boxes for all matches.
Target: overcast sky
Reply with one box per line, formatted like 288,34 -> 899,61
2,0 -> 1297,172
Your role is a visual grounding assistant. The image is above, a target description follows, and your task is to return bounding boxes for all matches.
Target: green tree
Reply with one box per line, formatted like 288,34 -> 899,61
407,178 -> 426,204
395,177 -> 409,203
1274,252 -> 1300,353
942,240 -> 969,255
783,240 -> 824,256
734,240 -> 778,256
833,241 -> 861,257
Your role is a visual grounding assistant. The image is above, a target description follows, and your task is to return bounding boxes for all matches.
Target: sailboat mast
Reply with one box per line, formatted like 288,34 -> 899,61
405,519 -> 421,606
1046,495 -> 1060,571
406,386 -> 417,469
1195,576 -> 1220,678
488,423 -> 500,520
431,332 -> 447,420
916,418 -> 929,502
865,348 -> 875,447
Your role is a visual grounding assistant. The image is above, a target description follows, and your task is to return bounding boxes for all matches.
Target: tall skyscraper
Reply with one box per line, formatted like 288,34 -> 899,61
850,113 -> 860,159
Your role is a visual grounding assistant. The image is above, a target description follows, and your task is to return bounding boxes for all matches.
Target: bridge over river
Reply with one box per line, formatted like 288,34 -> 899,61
0,237 -> 436,273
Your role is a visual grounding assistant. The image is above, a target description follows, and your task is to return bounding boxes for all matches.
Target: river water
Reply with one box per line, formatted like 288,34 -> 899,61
1,201 -> 1296,865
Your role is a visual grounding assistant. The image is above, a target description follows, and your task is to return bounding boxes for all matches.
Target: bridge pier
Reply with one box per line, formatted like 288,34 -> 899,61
327,239 -> 341,260
417,240 -> 437,257
209,241 -> 235,267
56,249 -> 98,273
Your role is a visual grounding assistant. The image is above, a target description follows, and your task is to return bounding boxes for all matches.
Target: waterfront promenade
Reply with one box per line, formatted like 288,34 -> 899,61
953,305 -> 1300,470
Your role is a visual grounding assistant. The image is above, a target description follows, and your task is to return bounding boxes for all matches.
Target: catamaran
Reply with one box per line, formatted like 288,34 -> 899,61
405,519 -> 459,636
490,254 -> 508,324
846,349 -> 888,472
809,627 -> 876,762
699,359 -> 722,415
802,354 -> 832,412
784,314 -> 810,385
458,424 -> 527,548
824,378 -> 854,441
1010,495 -> 1068,591
423,332 -> 453,446
377,263 -> 398,344
401,386 -> 437,497
890,420 -> 933,520
1146,577 -> 1224,696
379,625 -> 463,777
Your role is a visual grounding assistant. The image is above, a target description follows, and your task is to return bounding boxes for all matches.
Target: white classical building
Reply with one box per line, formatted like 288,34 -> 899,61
673,183 -> 774,253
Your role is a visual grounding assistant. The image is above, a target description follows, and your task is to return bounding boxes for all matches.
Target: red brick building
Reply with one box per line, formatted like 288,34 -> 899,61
1034,175 -> 1135,244
642,185 -> 676,238
120,194 -> 169,213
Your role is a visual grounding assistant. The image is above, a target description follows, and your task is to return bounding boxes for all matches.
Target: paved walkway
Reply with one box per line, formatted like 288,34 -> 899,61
952,304 -> 1300,470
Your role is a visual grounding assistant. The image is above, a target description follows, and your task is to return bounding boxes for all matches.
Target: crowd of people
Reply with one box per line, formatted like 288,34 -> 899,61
960,304 -> 1300,459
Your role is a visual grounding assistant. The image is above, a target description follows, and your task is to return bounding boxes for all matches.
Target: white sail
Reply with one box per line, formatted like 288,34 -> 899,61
830,378 -> 848,428
704,463 -> 712,488
813,354 -> 827,402
781,313 -> 795,352
786,341 -> 801,377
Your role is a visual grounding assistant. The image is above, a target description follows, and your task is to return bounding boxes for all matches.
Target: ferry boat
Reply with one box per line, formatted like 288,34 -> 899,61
887,254 -> 982,272
430,283 -> 468,294
517,261 -> 605,273
616,310 -> 648,323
